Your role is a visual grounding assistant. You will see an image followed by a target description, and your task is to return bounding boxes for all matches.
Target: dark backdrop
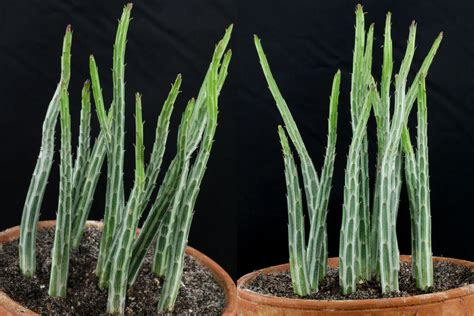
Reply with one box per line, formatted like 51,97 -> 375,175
1,0 -> 474,282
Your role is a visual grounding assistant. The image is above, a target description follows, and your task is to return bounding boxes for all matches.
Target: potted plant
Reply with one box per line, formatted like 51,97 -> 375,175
0,4 -> 236,315
237,4 -> 474,315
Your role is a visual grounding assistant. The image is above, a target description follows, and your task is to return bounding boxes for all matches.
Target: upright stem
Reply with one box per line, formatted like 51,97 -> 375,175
339,94 -> 372,294
48,87 -> 73,297
106,93 -> 145,314
19,26 -> 72,277
96,4 -> 132,278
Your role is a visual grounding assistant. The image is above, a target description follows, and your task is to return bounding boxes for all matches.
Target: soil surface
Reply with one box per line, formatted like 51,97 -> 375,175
0,227 -> 226,315
245,262 -> 474,300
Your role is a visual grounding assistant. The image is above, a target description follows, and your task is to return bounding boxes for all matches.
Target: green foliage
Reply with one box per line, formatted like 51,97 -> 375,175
96,3 -> 132,279
254,36 -> 340,295
333,5 -> 443,294
70,81 -> 91,243
106,94 -> 146,313
157,40 -> 230,312
17,3 -> 232,314
48,87 -> 73,297
339,6 -> 374,294
401,76 -> 433,291
339,90 -> 373,294
81,8 -> 232,313
369,15 -> 441,293
127,27 -> 233,289
70,56 -> 113,248
255,4 -> 442,296
19,25 -> 72,277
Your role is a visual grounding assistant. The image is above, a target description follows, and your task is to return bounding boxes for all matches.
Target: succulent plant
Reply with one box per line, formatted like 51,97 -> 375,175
401,76 -> 433,291
339,89 -> 373,295
342,5 -> 442,294
69,57 -> 113,248
48,81 -> 73,297
105,93 -> 146,313
254,36 -> 341,295
88,6 -> 232,313
69,81 -> 92,246
17,3 -> 232,314
127,27 -> 233,290
255,4 -> 442,296
19,25 -> 72,278
95,4 -> 131,279
338,7 -> 374,294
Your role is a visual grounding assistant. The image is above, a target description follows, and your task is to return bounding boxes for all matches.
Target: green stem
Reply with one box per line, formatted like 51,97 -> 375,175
19,25 -> 72,277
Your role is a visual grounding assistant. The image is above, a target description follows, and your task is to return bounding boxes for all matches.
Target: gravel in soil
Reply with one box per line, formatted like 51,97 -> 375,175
0,227 -> 226,315
245,262 -> 474,300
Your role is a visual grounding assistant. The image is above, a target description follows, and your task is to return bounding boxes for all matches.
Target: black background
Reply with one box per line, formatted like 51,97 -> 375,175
1,0 -> 473,282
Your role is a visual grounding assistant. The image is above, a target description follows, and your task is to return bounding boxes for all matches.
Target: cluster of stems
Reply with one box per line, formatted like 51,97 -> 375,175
347,5 -> 442,294
18,3 -> 232,314
256,4 -> 443,296
254,37 -> 341,295
339,8 -> 374,293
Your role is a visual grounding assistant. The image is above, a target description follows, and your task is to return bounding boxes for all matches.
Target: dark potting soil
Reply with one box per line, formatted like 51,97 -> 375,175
0,227 -> 226,315
245,262 -> 474,300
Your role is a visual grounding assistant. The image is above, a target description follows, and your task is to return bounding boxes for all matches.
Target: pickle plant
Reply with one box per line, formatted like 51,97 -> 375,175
18,3 -> 232,314
254,37 -> 341,295
342,5 -> 442,294
19,25 -> 72,279
254,4 -> 442,296
401,76 -> 433,291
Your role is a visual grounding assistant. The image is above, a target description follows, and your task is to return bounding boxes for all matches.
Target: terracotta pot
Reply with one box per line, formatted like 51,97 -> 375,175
237,256 -> 474,316
0,220 -> 237,316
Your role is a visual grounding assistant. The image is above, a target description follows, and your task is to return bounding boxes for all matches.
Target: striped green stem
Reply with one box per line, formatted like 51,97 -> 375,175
254,35 -> 340,294
402,127 -> 418,278
128,158 -> 179,284
254,35 -> 320,224
101,77 -> 185,290
377,22 -> 417,293
370,12 -> 393,277
19,25 -> 72,277
70,81 -> 91,244
402,76 -> 433,291
349,5 -> 373,281
139,75 -> 182,216
70,133 -> 109,247
106,93 -> 146,314
278,126 -> 311,295
370,13 -> 442,284
128,26 -> 233,286
152,99 -> 196,278
96,3 -> 132,278
70,55 -> 114,247
339,93 -> 372,295
157,44 -> 222,311
152,50 -> 232,277
306,70 -> 340,290
48,88 -> 73,297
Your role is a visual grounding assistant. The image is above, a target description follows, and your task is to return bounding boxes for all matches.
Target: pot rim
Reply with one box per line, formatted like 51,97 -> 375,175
237,256 -> 474,311
0,220 -> 236,316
